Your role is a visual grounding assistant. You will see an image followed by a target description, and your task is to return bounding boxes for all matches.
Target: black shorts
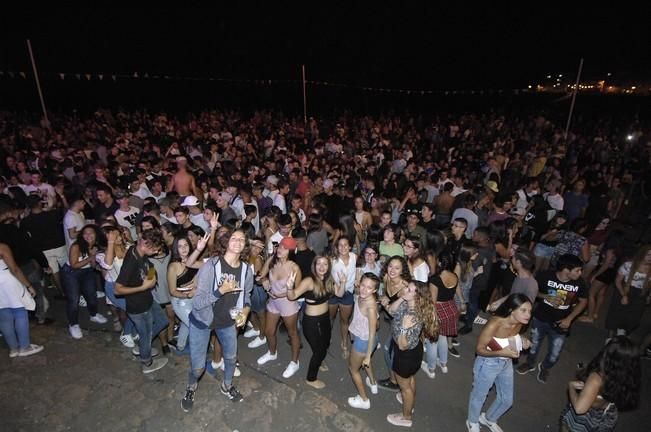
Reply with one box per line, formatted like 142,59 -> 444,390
391,340 -> 423,379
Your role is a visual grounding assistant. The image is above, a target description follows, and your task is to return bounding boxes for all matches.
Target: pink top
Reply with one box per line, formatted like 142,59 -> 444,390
349,296 -> 375,340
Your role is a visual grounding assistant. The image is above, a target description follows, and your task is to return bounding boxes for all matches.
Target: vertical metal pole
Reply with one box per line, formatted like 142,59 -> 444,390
302,64 -> 307,125
26,39 -> 50,129
564,58 -> 583,140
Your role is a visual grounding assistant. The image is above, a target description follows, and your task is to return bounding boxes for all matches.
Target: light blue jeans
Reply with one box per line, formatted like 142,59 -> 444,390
423,336 -> 448,369
188,321 -> 238,389
105,281 -> 135,337
171,297 -> 192,350
0,308 -> 30,350
467,356 -> 514,424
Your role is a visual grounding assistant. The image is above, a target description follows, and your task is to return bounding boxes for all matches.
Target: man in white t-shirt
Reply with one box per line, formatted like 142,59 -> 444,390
181,195 -> 209,232
114,190 -> 140,241
23,171 -> 55,210
63,193 -> 87,250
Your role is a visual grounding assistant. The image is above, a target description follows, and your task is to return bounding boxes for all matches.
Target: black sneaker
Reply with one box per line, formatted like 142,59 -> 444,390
181,388 -> 195,412
451,338 -> 460,346
448,347 -> 461,358
536,363 -> 549,383
377,378 -> 400,392
516,362 -> 536,375
221,383 -> 243,402
458,325 -> 473,335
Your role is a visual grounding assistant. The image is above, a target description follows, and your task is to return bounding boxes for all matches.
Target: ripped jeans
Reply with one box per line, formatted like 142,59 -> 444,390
525,317 -> 567,370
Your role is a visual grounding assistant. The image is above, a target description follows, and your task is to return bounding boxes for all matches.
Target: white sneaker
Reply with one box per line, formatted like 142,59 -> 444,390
282,361 -> 300,378
466,420 -> 480,432
248,336 -> 267,348
438,362 -> 449,374
90,313 -> 108,324
120,333 -> 135,348
96,291 -> 106,298
78,296 -> 87,307
347,395 -> 370,410
69,324 -> 83,339
473,316 -> 488,325
18,344 -> 44,357
365,376 -> 378,394
243,328 -> 260,338
212,359 -> 241,377
257,351 -> 277,365
421,361 -> 436,379
479,413 -> 504,432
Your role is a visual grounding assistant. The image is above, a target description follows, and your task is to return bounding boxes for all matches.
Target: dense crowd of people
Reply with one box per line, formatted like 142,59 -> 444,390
0,108 -> 649,430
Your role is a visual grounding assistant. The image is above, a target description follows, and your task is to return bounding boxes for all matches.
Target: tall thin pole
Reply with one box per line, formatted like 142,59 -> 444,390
26,39 -> 50,129
302,64 -> 307,125
564,58 -> 583,140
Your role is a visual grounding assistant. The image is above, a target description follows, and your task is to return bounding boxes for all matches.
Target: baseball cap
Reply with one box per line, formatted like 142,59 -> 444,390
180,196 -> 200,207
279,237 -> 297,250
486,181 -> 499,193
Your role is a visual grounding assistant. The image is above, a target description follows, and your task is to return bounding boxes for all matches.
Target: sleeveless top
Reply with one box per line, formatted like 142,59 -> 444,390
270,270 -> 289,297
303,286 -> 332,305
177,266 -> 199,288
560,397 -> 617,432
349,296 -> 377,340
0,259 -> 25,309
430,274 -> 457,302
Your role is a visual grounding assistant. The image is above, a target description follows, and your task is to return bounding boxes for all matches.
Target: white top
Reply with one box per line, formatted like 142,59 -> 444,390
267,231 -> 285,255
331,253 -> 358,294
190,212 -> 210,232
96,253 -> 124,283
618,261 -> 649,290
63,210 -> 86,250
0,259 -> 26,309
24,182 -> 55,209
114,206 -> 140,241
411,261 -> 430,283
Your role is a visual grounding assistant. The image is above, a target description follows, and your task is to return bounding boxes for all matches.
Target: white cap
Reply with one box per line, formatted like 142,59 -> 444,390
180,196 -> 200,207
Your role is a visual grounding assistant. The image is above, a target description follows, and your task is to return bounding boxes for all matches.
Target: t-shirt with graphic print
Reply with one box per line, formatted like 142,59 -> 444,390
534,270 -> 587,323
210,257 -> 242,329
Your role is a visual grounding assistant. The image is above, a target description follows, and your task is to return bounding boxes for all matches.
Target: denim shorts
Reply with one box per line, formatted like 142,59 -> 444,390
250,284 -> 268,313
328,291 -> 354,306
352,334 -> 377,354
533,243 -> 555,258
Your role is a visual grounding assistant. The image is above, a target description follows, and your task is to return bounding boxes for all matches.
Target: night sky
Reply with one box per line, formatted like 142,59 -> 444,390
2,5 -> 650,90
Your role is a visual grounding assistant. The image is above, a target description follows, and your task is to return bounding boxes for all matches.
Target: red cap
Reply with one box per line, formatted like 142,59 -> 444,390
279,237 -> 297,250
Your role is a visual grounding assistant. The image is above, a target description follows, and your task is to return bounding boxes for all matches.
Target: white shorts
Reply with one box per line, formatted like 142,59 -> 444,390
43,246 -> 67,273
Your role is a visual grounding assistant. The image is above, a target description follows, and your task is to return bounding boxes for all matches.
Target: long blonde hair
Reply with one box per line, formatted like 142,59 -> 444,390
413,280 -> 440,342
624,244 -> 651,293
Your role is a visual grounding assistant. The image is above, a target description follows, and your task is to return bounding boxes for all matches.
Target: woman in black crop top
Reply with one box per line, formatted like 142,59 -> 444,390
168,235 -> 208,352
288,256 -> 345,389
422,252 -> 459,378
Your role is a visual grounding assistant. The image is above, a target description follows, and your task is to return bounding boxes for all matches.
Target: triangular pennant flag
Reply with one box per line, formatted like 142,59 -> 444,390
133,72 -> 139,78
59,73 -> 65,80
112,75 -> 116,81
98,74 -> 103,80
85,74 -> 91,80
19,72 -> 26,79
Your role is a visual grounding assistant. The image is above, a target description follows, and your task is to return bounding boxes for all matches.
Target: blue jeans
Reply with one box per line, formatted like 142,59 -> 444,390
171,297 -> 192,350
464,287 -> 482,329
61,265 -> 98,325
526,317 -> 567,370
383,332 -> 394,375
188,321 -> 238,389
423,335 -> 448,369
467,356 -> 514,424
128,303 -> 169,364
0,308 -> 30,350
105,281 -> 135,337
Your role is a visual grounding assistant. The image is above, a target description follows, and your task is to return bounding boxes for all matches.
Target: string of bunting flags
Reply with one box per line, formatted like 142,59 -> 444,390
0,69 -> 524,96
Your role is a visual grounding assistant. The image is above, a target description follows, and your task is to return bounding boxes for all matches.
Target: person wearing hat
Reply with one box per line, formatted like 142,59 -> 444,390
486,180 -> 500,195
256,236 -> 303,379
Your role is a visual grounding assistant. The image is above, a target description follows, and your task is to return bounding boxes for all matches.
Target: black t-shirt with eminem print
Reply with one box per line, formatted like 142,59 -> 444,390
534,270 -> 587,323
211,257 -> 242,330
116,246 -> 154,314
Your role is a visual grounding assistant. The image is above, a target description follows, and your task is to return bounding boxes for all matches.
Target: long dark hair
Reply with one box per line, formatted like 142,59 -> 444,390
170,235 -> 194,263
76,224 -> 106,256
494,293 -> 531,318
577,336 -> 641,411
